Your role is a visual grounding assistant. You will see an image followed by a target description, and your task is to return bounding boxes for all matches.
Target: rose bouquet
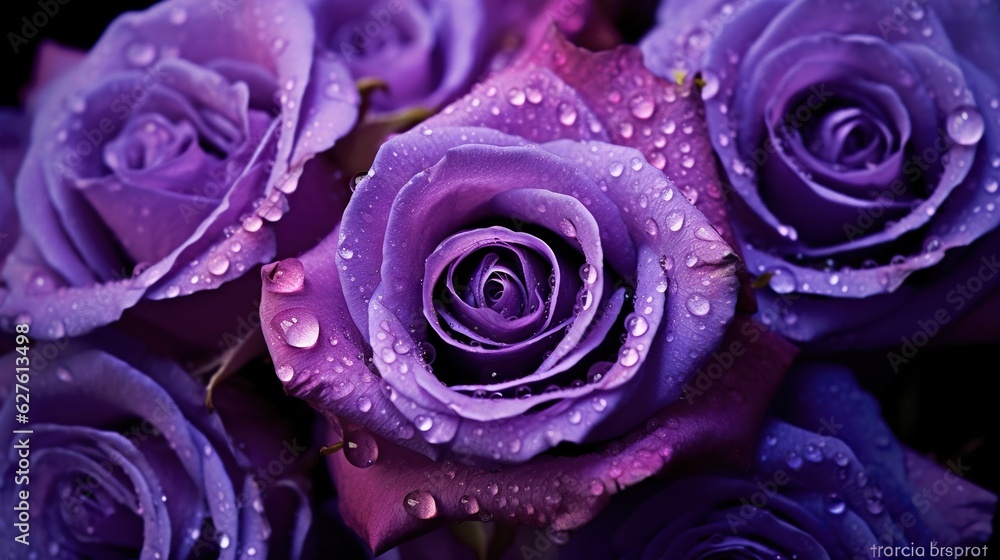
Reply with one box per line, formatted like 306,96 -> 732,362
0,0 -> 995,559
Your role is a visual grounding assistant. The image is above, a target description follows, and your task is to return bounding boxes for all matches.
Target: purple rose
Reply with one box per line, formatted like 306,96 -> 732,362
0,0 -> 359,341
641,0 -> 1000,348
0,338 -> 316,558
309,0 -> 588,114
561,363 -> 997,558
262,32 -> 797,552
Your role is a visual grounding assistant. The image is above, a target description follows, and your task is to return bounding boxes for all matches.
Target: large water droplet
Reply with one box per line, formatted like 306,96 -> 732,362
579,263 -> 598,284
618,346 -> 639,367
629,95 -> 655,119
344,428 -> 379,468
946,106 -> 985,146
666,212 -> 684,232
460,495 -> 480,515
558,102 -> 578,126
271,308 -> 320,349
218,534 -> 230,549
414,415 -> 433,432
644,218 -> 659,236
126,42 -> 157,67
263,258 -> 305,293
559,218 -> 577,238
207,254 -> 230,276
625,314 -> 649,337
685,294 -> 711,316
768,267 -> 797,294
700,71 -> 720,100
276,365 -> 294,382
609,161 -> 624,177
507,88 -> 526,106
403,490 -> 438,519
826,492 -> 846,515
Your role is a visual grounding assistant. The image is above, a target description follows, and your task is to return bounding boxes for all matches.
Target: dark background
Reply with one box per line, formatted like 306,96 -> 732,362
1,0 -> 996,552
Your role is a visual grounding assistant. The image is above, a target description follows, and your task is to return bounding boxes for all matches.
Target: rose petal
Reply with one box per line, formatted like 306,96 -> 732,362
324,318 -> 795,553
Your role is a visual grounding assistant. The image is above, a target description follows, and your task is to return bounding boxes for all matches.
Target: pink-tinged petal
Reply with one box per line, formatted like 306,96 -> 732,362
325,317 -> 796,554
432,29 -> 738,253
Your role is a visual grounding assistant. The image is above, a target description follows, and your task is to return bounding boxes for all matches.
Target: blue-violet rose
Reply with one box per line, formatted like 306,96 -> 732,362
641,0 -> 1000,348
561,362 -> 997,559
0,337 -> 316,559
0,0 -> 359,340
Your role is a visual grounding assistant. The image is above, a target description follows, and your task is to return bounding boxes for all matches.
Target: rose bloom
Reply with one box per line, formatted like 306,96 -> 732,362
262,32 -> 795,552
560,363 -> 997,559
641,0 -> 1000,348
0,338 -> 318,558
309,0 -> 589,114
0,0 -> 358,341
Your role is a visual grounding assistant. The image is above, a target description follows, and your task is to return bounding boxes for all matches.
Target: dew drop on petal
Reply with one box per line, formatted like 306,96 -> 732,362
263,258 -> 305,293
276,365 -> 294,382
207,254 -> 230,276
609,161 -> 624,177
126,42 -> 157,67
460,495 -> 480,515
403,490 -> 438,519
344,428 -> 379,468
618,346 -> 639,367
558,102 -> 577,126
666,212 -> 684,232
629,94 -> 655,119
946,106 -> 985,146
685,294 -> 710,316
768,267 -> 797,294
271,308 -> 320,349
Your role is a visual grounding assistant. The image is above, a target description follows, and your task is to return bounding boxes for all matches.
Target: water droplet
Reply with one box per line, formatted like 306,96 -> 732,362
344,428 -> 379,468
986,179 -> 998,193
946,106 -> 985,146
56,367 -> 73,382
626,314 -> 649,337
700,71 -> 720,100
559,218 -> 577,238
460,495 -> 480,515
276,364 -> 294,382
271,308 -> 320,349
487,483 -> 499,496
507,88 -> 526,106
218,534 -> 231,549
338,246 -> 354,260
579,263 -> 598,284
768,267 -> 797,294
666,212 -> 684,232
403,490 -> 438,519
644,218 -> 659,236
785,451 -> 803,470
609,161 -> 624,177
629,94 -> 655,119
804,443 -> 823,462
618,346 -> 639,367
558,102 -> 577,126
126,42 -> 157,67
207,254 -> 230,276
685,294 -> 711,316
263,258 -> 305,293
414,415 -> 434,432
826,493 -> 846,515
